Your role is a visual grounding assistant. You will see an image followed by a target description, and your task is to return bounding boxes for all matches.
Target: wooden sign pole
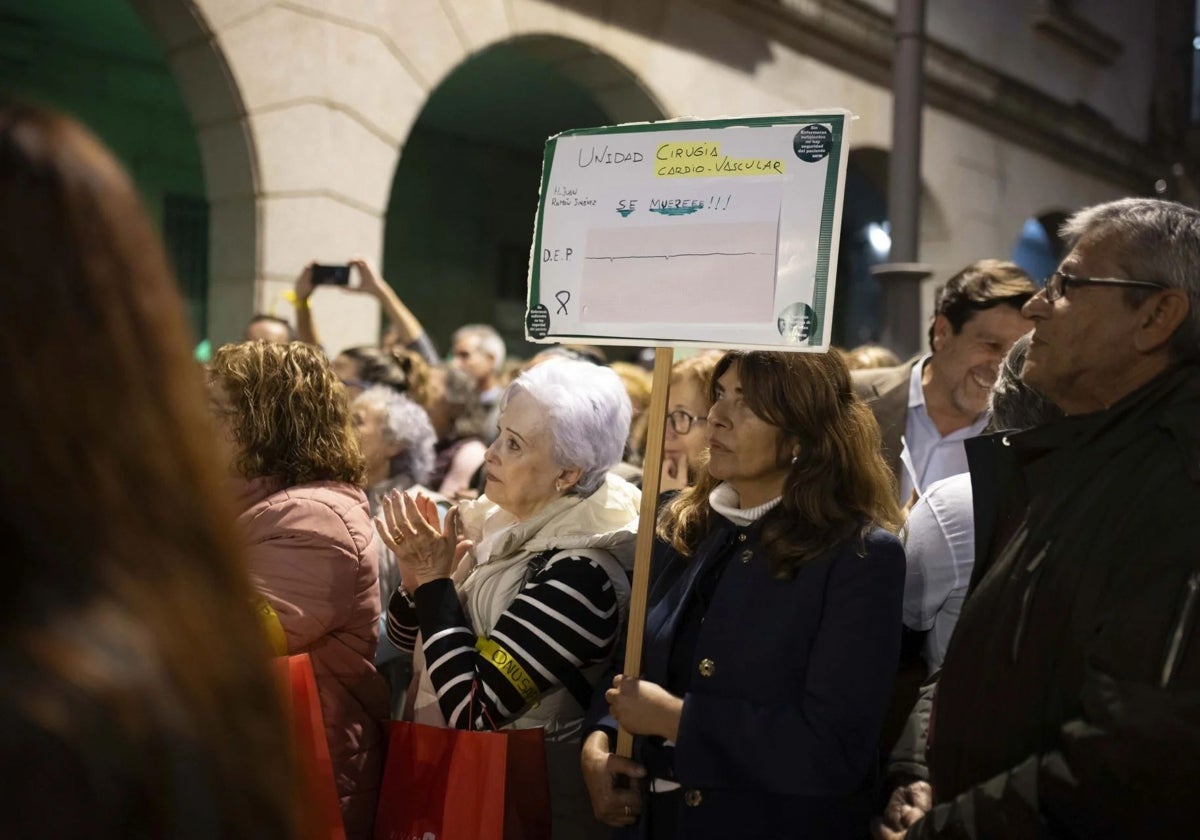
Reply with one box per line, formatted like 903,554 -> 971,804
616,346 -> 674,758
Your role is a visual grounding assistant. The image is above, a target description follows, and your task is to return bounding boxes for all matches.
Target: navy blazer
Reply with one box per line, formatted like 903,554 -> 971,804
635,515 -> 905,839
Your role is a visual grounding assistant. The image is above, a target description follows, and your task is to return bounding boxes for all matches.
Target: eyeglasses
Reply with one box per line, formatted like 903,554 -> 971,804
667,409 -> 707,435
1043,271 -> 1167,302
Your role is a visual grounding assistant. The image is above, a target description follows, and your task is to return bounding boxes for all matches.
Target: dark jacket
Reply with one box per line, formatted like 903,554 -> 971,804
905,363 -> 1200,838
611,513 -> 905,839
851,362 -> 916,495
852,360 -> 933,756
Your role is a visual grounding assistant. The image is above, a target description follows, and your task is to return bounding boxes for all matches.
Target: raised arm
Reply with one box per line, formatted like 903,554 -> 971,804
293,263 -> 319,347
350,259 -> 439,364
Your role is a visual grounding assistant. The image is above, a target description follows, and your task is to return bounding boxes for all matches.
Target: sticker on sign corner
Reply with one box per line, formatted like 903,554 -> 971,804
793,125 -> 832,163
526,304 -> 551,339
777,302 -> 816,343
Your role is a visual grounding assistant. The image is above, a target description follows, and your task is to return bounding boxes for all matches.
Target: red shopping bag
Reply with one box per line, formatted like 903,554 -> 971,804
373,721 -> 551,840
275,654 -> 346,840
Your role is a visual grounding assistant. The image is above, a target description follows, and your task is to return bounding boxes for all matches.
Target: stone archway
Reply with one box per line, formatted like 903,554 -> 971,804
129,0 -> 260,346
383,35 -> 664,359
1011,209 -> 1070,284
0,0 -> 256,343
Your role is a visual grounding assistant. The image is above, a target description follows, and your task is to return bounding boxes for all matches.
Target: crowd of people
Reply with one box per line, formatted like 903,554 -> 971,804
6,99 -> 1200,840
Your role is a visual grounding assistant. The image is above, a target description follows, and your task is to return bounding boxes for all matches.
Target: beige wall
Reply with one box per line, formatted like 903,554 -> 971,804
854,0 -> 1156,142
144,0 -> 1135,353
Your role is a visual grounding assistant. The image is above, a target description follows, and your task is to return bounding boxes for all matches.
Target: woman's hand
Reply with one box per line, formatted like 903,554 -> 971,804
660,451 -> 689,492
580,730 -> 645,828
605,674 -> 683,741
349,257 -> 386,297
294,261 -> 314,302
872,779 -> 932,839
375,491 -> 459,588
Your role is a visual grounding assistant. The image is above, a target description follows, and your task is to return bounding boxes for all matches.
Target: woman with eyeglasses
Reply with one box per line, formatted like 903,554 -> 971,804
660,354 -> 720,492
584,350 -> 905,839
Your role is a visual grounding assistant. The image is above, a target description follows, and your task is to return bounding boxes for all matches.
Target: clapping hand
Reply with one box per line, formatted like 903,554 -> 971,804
375,491 -> 467,589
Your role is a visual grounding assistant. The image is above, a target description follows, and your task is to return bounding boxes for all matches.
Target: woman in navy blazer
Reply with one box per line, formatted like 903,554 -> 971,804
584,349 -> 905,839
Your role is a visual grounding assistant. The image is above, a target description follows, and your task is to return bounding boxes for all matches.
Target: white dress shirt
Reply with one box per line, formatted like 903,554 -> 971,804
902,472 -> 975,672
898,357 -> 990,501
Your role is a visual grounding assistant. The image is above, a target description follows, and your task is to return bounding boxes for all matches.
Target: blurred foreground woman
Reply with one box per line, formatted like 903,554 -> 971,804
588,350 -> 905,839
0,103 -> 297,836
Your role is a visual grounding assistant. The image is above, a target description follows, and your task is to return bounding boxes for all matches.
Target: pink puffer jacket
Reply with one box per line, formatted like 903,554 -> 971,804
235,478 -> 388,840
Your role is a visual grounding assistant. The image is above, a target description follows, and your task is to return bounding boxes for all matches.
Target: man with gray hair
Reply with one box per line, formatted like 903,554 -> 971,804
451,323 -> 506,440
877,198 -> 1200,838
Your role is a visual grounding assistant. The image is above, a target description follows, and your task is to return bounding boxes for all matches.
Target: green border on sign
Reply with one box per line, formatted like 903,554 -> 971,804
529,113 -> 847,348
808,116 -> 845,346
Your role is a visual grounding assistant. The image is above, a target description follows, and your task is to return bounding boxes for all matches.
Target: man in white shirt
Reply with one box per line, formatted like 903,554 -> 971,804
858,259 -> 1036,754
902,334 -> 1065,672
853,259 -> 1036,502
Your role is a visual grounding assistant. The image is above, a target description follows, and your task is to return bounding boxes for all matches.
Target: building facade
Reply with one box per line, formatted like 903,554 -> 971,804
3,0 -> 1193,356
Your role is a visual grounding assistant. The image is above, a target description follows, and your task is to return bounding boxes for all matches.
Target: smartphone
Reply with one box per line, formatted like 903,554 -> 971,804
311,264 -> 351,286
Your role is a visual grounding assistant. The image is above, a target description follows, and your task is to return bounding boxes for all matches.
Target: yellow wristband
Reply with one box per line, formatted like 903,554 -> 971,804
283,290 -> 309,310
476,637 -> 539,707
255,596 -> 289,657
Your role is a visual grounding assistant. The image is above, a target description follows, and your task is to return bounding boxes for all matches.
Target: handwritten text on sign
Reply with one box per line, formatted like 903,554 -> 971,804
530,112 -> 850,349
655,141 -> 785,178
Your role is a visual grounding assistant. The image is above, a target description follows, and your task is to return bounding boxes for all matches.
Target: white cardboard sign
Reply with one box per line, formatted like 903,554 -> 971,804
526,111 -> 852,350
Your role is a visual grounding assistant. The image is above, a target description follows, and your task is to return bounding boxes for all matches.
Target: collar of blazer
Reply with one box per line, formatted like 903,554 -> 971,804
851,356 -> 922,401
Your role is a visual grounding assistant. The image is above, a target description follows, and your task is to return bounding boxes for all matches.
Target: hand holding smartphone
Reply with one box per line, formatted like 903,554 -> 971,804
311,264 -> 351,286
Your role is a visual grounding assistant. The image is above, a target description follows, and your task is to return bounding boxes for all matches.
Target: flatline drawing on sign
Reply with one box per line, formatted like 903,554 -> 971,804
580,220 -> 780,325
586,251 -> 771,262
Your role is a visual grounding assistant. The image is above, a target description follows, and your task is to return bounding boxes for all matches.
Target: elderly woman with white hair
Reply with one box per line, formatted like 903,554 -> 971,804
379,358 -> 640,838
352,386 -> 437,715
352,386 -> 437,599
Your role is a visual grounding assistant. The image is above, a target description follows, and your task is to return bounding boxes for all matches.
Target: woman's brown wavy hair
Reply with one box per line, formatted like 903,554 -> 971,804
657,350 -> 901,578
210,340 -> 366,487
0,102 -> 298,836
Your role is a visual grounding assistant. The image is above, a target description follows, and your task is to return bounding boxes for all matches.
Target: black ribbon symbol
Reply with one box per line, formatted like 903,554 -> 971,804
555,290 -> 571,315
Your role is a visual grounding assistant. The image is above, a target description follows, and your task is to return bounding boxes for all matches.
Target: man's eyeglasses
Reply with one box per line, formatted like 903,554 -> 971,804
1043,271 -> 1167,302
667,409 -> 706,435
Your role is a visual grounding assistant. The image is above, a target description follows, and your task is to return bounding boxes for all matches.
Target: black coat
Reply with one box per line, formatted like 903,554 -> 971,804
909,363 -> 1200,838
625,514 -> 905,839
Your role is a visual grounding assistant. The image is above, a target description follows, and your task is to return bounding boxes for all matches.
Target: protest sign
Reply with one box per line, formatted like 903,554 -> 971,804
526,112 -> 854,758
526,111 -> 852,351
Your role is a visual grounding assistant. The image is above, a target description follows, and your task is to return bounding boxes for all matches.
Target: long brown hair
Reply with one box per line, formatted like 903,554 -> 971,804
657,350 -> 901,577
211,340 -> 367,488
0,102 -> 297,835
